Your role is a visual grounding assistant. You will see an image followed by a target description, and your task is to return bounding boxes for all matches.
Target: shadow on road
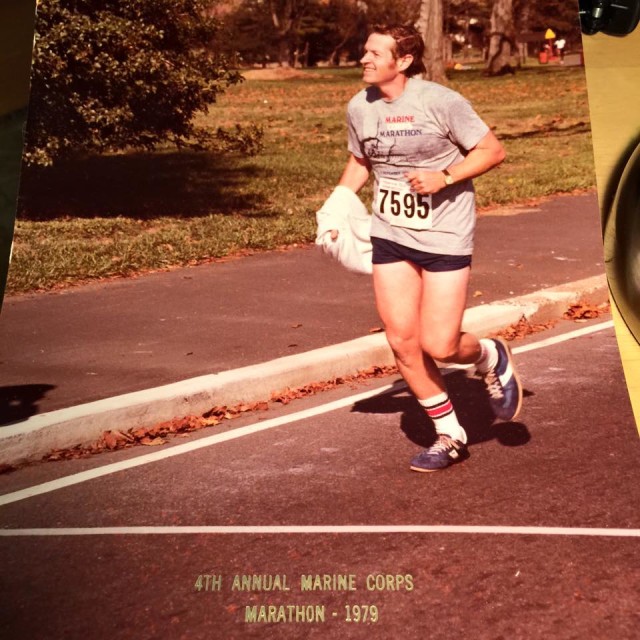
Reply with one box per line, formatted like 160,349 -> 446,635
17,150 -> 274,220
0,383 -> 55,425
352,370 -> 532,449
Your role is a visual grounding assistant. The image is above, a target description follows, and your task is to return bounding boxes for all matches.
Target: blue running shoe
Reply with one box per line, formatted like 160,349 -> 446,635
410,435 -> 469,472
481,338 -> 523,421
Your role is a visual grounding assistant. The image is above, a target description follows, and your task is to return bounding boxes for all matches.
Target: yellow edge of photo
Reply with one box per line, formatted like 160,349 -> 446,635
583,29 -> 640,435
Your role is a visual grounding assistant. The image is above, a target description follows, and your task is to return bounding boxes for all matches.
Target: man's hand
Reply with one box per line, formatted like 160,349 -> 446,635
404,131 -> 506,195
405,170 -> 446,195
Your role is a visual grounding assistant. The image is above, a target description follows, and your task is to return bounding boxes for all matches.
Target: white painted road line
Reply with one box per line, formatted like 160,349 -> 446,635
0,382 -> 399,507
0,321 -> 615,508
1,524 -> 639,538
424,320 -> 615,372
512,320 -> 614,354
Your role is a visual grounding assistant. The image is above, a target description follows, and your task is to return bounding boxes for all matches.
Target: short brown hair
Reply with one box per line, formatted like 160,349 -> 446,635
371,24 -> 426,77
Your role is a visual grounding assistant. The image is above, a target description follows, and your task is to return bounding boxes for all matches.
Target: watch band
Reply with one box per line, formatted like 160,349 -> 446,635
442,169 -> 454,185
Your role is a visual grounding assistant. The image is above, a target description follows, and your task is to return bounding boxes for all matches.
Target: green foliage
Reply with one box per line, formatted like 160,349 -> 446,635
221,0 -> 421,69
524,0 -> 582,41
214,123 -> 265,156
447,0 -> 581,45
24,0 -> 243,166
222,0 -> 280,66
218,0 -> 572,71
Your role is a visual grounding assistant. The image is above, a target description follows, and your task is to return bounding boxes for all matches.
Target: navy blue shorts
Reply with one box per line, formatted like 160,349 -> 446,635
371,237 -> 472,272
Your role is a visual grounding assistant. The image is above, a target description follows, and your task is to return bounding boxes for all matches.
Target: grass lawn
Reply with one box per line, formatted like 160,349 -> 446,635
9,65 -> 595,294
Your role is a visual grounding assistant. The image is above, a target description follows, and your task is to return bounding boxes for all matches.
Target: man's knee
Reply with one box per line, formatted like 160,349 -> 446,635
421,335 -> 461,362
386,331 -> 422,367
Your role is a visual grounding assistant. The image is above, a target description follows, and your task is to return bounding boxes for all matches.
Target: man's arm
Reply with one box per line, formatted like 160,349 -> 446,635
405,130 -> 506,195
323,154 -> 371,240
338,153 -> 372,193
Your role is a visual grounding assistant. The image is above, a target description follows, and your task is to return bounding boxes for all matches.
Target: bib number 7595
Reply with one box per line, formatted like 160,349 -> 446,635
375,177 -> 433,230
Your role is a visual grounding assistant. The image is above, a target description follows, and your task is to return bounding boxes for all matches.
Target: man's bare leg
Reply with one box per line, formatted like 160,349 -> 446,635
373,262 -> 479,394
373,261 -> 482,471
373,261 -> 447,400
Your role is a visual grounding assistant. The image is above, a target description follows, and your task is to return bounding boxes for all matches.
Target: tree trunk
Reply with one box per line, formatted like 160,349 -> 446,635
416,0 -> 447,84
515,0 -> 531,33
515,0 -> 531,62
269,0 -> 299,67
329,28 -> 355,67
301,41 -> 309,68
486,0 -> 516,76
277,38 -> 291,67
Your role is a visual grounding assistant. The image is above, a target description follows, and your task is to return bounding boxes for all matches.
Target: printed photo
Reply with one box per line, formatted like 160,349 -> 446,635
1,1 -> 639,638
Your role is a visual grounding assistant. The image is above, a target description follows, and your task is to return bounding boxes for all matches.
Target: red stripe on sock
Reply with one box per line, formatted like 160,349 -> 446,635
425,399 -> 453,419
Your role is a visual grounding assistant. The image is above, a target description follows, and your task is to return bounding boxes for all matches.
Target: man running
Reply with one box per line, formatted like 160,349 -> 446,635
335,24 -> 522,472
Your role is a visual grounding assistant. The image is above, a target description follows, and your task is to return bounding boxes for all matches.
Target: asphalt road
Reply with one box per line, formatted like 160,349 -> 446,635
0,193 -> 605,418
1,316 -> 639,639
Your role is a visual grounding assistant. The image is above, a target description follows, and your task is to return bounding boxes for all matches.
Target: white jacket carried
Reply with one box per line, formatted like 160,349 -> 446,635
315,186 -> 373,275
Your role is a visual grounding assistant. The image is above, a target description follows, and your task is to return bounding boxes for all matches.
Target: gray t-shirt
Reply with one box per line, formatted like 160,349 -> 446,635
347,77 -> 490,255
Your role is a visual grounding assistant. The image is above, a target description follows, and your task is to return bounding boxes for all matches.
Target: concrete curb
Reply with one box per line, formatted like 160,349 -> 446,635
0,274 -> 608,466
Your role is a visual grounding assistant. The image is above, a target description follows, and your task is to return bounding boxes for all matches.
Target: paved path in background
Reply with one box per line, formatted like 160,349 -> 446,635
0,192 -> 604,421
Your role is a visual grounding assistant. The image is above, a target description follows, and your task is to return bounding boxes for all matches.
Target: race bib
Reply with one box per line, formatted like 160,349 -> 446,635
375,177 -> 433,230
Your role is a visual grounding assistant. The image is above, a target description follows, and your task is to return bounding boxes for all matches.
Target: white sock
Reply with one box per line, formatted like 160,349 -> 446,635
418,392 -> 467,444
475,338 -> 499,374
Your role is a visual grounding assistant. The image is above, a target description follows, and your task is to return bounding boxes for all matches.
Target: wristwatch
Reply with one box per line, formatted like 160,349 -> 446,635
442,169 -> 454,185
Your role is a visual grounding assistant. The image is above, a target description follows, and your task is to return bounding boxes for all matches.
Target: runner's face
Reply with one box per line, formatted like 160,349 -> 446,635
360,34 -> 405,86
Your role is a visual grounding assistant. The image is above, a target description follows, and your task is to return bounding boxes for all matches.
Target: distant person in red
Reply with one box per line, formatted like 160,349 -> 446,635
331,24 -> 522,471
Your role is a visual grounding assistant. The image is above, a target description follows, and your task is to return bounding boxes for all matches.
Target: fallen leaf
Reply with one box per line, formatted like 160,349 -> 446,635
140,436 -> 166,446
115,430 -> 135,442
147,424 -> 168,437
563,301 -> 610,321
493,315 -> 557,341
103,432 -> 123,450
